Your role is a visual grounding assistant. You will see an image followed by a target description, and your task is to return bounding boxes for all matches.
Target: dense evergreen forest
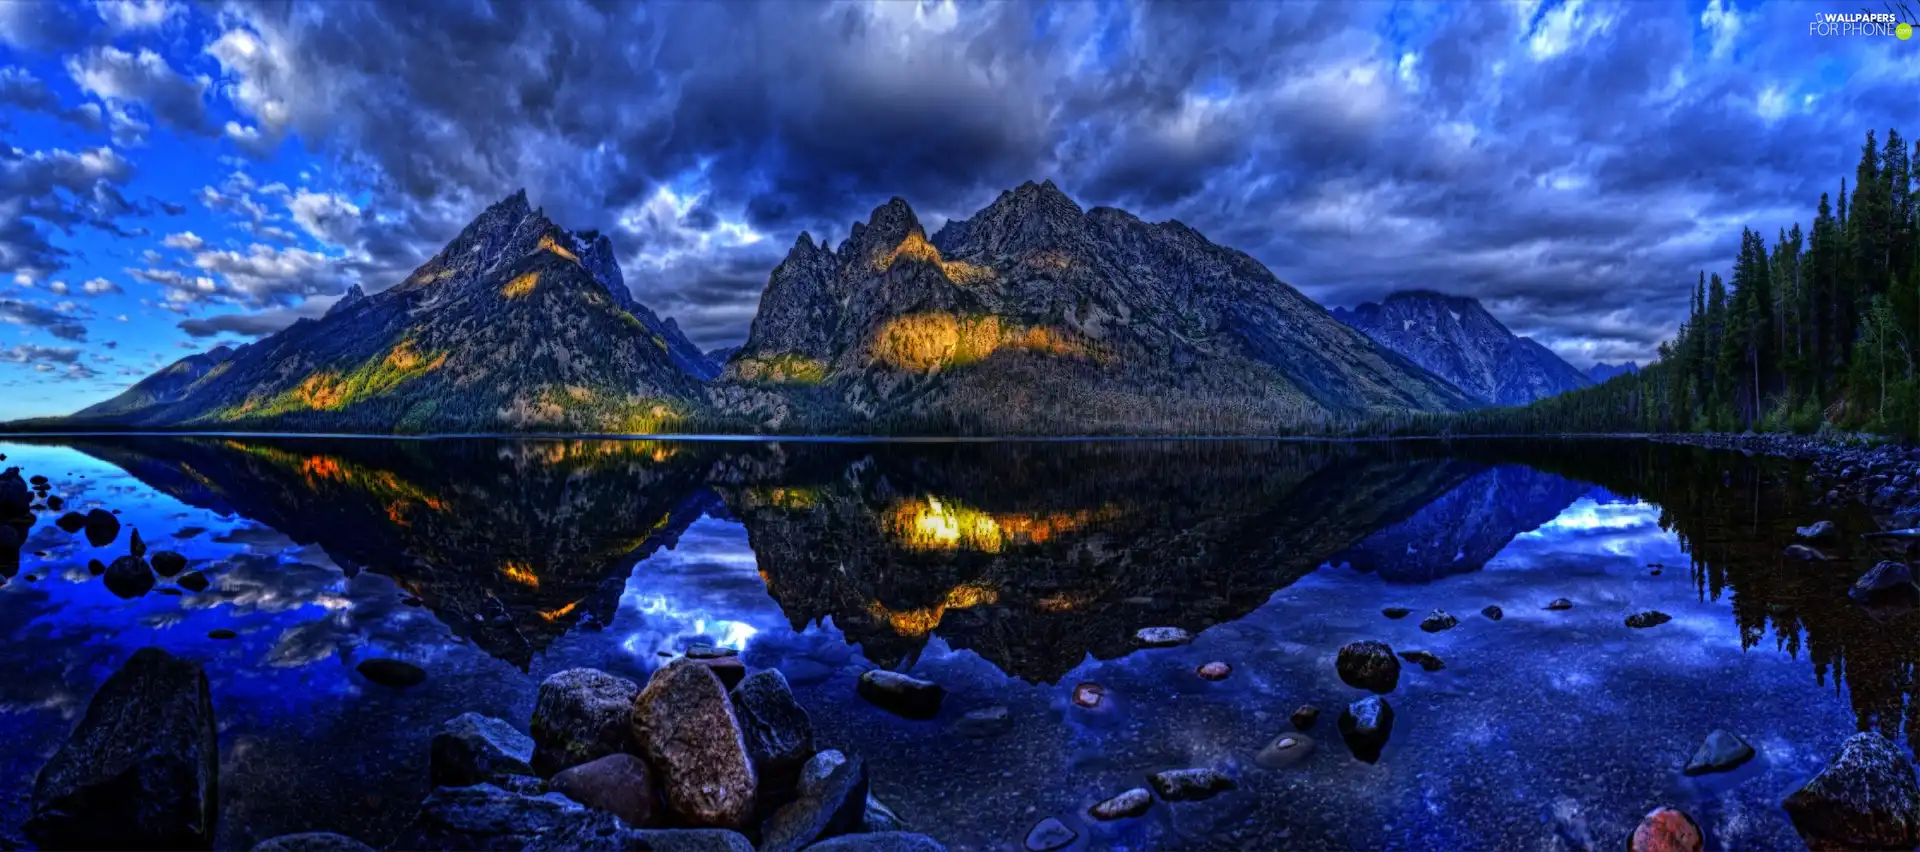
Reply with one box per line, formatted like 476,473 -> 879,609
1400,128 -> 1920,440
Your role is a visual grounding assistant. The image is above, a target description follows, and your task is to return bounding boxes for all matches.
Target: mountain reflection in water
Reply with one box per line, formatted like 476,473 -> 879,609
1,435 -> 1916,849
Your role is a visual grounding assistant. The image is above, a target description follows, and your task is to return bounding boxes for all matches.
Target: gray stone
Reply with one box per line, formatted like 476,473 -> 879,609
531,668 -> 641,776
1626,611 -> 1673,629
1783,732 -> 1920,850
1482,605 -> 1504,620
151,551 -> 187,577
1784,544 -> 1830,561
759,753 -> 868,852
1850,561 -> 1916,602
863,795 -> 907,833
856,670 -> 946,719
804,833 -> 948,852
631,659 -> 756,829
729,669 -> 813,780
83,508 -> 119,547
550,753 -> 657,829
1796,520 -> 1837,540
954,705 -> 1012,738
1418,610 -> 1458,632
250,833 -> 376,852
1134,626 -> 1192,647
1683,729 -> 1755,776
431,712 -> 537,788
798,749 -> 848,797
1255,732 -> 1316,769
1024,817 -> 1077,851
1291,705 -> 1320,730
1399,650 -> 1446,671
628,829 -> 754,852
26,648 -> 218,850
390,783 -> 631,851
1335,640 -> 1400,694
102,555 -> 154,599
1545,598 -> 1574,610
1146,768 -> 1235,801
1088,787 -> 1153,820
1339,695 -> 1394,763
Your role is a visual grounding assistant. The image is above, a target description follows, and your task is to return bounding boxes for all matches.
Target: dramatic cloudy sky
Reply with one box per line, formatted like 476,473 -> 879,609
0,0 -> 1914,418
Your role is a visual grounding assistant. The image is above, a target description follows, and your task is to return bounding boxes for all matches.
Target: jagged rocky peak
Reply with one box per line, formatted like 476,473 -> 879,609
933,179 -> 1084,258
325,283 -> 367,317
839,196 -> 928,274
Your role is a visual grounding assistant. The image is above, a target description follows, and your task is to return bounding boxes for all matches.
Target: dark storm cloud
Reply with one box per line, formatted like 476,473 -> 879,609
0,298 -> 88,341
198,0 -> 1920,363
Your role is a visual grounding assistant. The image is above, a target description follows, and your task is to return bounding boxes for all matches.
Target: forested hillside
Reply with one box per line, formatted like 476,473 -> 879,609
1405,128 -> 1920,440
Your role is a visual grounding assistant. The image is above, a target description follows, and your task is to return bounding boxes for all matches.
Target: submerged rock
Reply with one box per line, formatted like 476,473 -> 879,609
1335,640 -> 1400,694
208,629 -> 237,640
1134,626 -> 1192,647
356,658 -> 426,688
1196,661 -> 1232,681
806,833 -> 947,852
1418,610 -> 1458,632
86,558 -> 104,576
1683,729 -> 1755,776
1849,561 -> 1916,603
1089,787 -> 1153,820
1784,544 -> 1831,561
1255,732 -> 1316,769
631,659 -> 757,829
761,753 -> 867,852
0,468 -> 28,518
1398,651 -> 1446,672
390,783 -> 628,851
550,753 -> 656,829
730,669 -> 813,781
531,668 -> 640,776
1783,732 -> 1920,850
1023,817 -> 1076,851
129,528 -> 146,558
1482,605 -> 1504,621
1071,682 -> 1107,710
1629,807 -> 1704,852
1291,704 -> 1320,730
83,509 -> 119,547
1146,768 -> 1235,801
955,705 -> 1012,739
857,670 -> 946,719
1626,611 -> 1673,629
1382,606 -> 1411,619
55,511 -> 87,533
431,712 -> 537,788
1797,520 -> 1837,541
250,833 -> 377,852
177,571 -> 210,593
151,551 -> 187,577
1339,695 -> 1395,763
26,647 -> 218,850
102,555 -> 154,599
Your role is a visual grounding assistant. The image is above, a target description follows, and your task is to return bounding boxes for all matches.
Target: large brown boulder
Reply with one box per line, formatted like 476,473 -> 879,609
630,659 -> 757,829
26,647 -> 219,850
530,668 -> 640,777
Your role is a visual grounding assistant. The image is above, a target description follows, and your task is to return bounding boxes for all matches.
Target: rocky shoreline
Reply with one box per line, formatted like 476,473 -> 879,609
1646,432 -> 1920,526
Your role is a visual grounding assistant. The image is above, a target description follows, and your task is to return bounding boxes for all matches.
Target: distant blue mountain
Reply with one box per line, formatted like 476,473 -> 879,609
1331,463 -> 1594,583
1331,291 -> 1592,406
1587,361 -> 1641,383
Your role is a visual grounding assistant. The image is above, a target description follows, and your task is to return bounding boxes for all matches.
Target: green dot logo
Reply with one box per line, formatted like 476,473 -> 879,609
1900,21 -> 1914,40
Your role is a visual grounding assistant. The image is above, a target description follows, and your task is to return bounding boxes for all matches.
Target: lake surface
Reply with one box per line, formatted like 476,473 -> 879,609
0,436 -> 1906,850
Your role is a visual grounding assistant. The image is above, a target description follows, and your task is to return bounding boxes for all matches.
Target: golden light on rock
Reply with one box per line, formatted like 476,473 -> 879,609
503,271 -> 540,298
885,496 -> 1119,553
873,313 -> 1085,372
875,232 -> 993,285
502,561 -> 540,588
865,581 -> 1001,638
537,233 -> 579,263
538,598 -> 582,622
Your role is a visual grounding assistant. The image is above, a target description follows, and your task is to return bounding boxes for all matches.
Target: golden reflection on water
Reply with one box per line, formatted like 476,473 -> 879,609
866,581 -> 1001,638
883,495 -> 1119,553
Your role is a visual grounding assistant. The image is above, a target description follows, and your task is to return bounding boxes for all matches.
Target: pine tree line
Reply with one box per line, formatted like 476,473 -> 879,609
1403,128 -> 1920,439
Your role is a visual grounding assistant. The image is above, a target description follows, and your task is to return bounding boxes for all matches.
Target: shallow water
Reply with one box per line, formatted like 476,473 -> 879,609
0,436 -> 1908,850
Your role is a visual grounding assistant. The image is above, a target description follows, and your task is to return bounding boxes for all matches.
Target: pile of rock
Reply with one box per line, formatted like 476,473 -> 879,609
400,658 -> 943,851
24,647 -> 944,851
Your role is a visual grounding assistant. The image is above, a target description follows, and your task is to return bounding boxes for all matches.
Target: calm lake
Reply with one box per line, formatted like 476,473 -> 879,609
0,436 -> 1904,850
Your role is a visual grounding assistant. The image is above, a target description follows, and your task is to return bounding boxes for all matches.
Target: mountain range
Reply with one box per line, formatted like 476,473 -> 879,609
45,182 -> 1607,435
1330,291 -> 1592,407
1587,361 -> 1641,383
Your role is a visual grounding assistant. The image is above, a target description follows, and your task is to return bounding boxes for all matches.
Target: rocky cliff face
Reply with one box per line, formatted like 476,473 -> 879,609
721,181 -> 1476,434
1331,291 -> 1590,407
75,192 -> 712,433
